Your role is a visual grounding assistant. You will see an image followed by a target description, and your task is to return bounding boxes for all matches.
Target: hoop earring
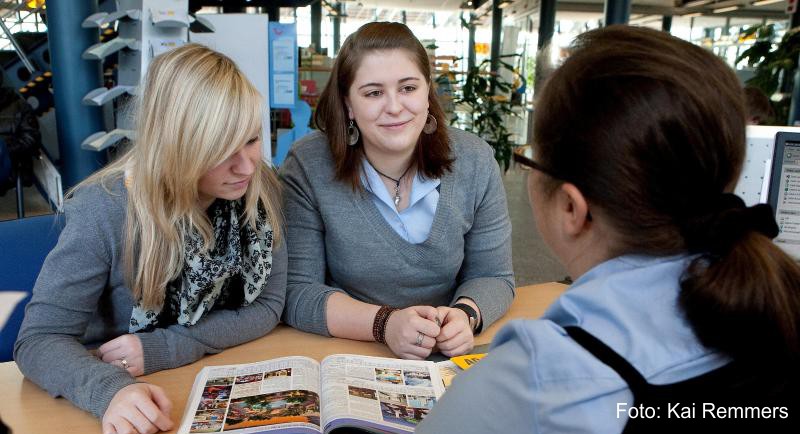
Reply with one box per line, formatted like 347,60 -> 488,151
422,113 -> 438,134
347,120 -> 360,146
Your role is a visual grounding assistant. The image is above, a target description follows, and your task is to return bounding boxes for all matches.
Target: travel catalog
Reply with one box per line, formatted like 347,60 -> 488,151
177,354 -> 446,434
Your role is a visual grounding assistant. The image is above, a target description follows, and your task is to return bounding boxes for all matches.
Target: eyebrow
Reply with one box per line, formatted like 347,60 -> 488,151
357,77 -> 421,90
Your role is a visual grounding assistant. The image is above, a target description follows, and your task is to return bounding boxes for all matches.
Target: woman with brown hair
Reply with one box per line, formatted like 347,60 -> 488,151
280,22 -> 514,359
418,26 -> 799,433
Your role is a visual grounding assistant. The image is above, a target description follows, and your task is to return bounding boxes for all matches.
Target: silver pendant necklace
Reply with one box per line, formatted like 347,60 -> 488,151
372,163 -> 413,207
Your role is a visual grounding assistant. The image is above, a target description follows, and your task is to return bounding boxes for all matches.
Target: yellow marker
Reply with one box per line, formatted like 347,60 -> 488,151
451,353 -> 486,370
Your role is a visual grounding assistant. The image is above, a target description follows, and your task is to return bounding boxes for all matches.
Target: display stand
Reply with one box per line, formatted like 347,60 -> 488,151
80,0 -> 190,151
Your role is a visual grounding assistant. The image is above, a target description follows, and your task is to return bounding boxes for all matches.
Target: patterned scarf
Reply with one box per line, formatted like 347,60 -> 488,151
129,199 -> 273,332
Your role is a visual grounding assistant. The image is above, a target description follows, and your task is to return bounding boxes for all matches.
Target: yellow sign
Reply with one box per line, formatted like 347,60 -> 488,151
451,353 -> 486,370
475,42 -> 490,56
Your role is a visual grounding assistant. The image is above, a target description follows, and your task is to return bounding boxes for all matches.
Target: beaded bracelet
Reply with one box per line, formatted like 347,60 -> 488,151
372,305 -> 397,344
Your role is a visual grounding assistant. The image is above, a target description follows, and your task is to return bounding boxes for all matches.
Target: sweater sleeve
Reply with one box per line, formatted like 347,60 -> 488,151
279,148 -> 345,336
451,143 -> 515,331
13,192 -> 137,419
137,238 -> 287,373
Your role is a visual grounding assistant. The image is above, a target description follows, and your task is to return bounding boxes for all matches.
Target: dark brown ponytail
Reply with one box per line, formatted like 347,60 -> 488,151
534,25 -> 800,362
681,231 -> 800,362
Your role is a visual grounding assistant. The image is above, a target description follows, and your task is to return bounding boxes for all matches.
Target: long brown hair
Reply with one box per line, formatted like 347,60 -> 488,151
314,21 -> 453,190
534,25 -> 800,362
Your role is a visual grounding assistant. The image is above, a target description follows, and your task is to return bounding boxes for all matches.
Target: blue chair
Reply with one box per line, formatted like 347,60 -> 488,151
273,100 -> 313,166
0,213 -> 63,361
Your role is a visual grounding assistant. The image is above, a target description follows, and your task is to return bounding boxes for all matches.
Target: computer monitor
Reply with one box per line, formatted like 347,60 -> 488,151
767,132 -> 800,260
736,126 -> 800,206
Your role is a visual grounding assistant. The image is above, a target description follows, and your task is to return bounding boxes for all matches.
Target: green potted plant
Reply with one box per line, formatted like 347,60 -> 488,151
451,56 -> 519,171
737,24 -> 800,124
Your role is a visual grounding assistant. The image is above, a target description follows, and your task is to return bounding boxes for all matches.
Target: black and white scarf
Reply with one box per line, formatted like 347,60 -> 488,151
129,200 -> 273,332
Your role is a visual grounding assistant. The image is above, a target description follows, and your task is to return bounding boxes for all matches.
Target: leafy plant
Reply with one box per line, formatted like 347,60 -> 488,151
451,56 -> 519,171
736,24 -> 800,124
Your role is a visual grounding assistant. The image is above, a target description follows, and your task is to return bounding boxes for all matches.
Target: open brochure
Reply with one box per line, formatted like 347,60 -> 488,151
178,354 -> 446,434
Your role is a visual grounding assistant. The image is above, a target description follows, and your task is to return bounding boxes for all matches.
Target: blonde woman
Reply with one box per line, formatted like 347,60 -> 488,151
14,44 -> 286,434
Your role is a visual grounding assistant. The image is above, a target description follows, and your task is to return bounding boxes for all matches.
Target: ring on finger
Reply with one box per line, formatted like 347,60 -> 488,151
120,358 -> 129,370
415,332 -> 424,347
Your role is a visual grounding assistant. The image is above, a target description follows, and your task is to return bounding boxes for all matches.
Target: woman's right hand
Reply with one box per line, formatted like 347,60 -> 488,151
102,383 -> 173,434
384,306 -> 441,360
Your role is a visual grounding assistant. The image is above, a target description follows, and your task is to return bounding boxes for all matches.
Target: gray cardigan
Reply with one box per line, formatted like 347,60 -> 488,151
280,128 -> 515,336
13,178 -> 287,418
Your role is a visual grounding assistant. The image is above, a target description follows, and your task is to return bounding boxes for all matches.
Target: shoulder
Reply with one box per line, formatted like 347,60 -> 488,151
447,127 -> 495,163
65,178 -> 128,217
492,319 -> 624,385
280,131 -> 338,189
64,177 -> 128,244
446,127 -> 496,178
53,176 -> 127,261
285,131 -> 334,167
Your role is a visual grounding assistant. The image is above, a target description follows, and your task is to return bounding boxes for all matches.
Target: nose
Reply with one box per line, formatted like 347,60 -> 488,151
231,148 -> 256,176
385,91 -> 403,115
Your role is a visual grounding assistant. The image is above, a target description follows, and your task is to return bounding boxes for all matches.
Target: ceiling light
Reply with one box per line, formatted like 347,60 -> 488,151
684,12 -> 703,17
683,0 -> 714,7
751,0 -> 783,5
498,0 -> 513,9
712,5 -> 741,12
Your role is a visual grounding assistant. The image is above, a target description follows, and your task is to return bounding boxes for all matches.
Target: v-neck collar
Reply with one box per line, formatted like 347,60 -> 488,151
355,163 -> 453,261
361,159 -> 441,214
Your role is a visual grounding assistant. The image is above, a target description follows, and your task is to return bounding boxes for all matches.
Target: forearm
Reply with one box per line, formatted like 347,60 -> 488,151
139,241 -> 287,372
14,334 -> 136,419
452,276 -> 515,331
326,291 -> 381,341
139,295 -> 283,372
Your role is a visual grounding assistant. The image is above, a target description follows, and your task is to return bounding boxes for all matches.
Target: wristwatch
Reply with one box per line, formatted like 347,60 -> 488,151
453,303 -> 480,333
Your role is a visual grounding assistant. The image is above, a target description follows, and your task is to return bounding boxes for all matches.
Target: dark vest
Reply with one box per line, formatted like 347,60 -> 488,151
564,326 -> 798,433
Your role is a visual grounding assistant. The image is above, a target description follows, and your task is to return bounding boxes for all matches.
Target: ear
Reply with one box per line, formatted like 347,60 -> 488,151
344,97 -> 354,120
554,183 -> 591,237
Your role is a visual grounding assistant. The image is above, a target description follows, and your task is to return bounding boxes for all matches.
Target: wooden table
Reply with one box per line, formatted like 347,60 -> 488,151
0,282 -> 566,434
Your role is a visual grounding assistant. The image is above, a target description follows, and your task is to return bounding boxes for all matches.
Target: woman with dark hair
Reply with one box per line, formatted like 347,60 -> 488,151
418,26 -> 800,433
280,22 -> 514,359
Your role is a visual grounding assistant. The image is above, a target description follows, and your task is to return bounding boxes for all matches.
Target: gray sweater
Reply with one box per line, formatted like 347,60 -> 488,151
280,128 -> 515,336
13,178 -> 287,418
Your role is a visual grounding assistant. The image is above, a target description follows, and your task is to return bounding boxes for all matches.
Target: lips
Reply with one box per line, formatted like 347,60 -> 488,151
379,120 -> 412,128
228,177 -> 251,188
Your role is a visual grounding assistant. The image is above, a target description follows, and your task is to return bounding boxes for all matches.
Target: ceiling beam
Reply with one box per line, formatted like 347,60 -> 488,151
518,1 -> 790,19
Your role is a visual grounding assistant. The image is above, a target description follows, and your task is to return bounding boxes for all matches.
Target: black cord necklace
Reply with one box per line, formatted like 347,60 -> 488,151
371,162 -> 413,207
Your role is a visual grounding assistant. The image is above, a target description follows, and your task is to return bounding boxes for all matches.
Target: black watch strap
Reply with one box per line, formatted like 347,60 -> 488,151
453,303 -> 480,333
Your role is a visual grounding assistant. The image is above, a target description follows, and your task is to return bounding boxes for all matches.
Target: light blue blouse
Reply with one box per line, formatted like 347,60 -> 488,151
417,254 -> 730,434
361,159 -> 440,244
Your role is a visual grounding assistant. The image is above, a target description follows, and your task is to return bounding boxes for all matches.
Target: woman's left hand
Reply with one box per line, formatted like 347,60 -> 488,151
434,306 -> 475,357
98,334 -> 145,377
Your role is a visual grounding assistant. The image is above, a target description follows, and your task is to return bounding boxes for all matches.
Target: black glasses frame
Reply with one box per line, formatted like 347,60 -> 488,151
512,148 -> 561,180
513,147 -> 593,221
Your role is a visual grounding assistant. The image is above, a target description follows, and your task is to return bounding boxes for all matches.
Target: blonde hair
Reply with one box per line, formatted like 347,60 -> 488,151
71,44 -> 282,310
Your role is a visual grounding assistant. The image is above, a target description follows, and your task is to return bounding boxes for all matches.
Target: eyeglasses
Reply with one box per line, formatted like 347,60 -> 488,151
512,146 -> 561,179
513,146 -> 593,221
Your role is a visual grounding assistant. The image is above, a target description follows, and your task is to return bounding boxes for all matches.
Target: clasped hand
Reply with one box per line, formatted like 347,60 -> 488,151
384,305 -> 475,359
